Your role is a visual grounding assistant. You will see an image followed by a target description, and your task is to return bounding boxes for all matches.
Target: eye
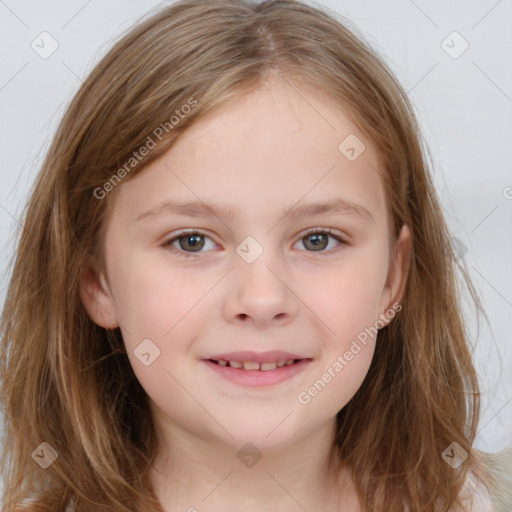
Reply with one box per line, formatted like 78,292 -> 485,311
163,228 -> 347,258
162,231 -> 217,258
294,228 -> 346,255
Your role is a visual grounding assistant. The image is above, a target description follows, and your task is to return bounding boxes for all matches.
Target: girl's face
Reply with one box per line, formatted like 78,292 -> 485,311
81,79 -> 410,454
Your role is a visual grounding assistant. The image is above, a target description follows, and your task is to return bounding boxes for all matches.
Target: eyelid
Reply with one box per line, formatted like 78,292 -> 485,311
162,229 -> 219,258
299,226 -> 346,240
296,227 -> 348,256
162,227 -> 349,257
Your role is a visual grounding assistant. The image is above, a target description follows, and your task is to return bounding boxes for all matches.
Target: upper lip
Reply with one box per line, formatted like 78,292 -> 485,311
204,351 -> 310,363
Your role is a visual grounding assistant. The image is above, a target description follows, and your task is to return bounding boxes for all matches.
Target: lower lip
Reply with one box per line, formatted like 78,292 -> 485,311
202,359 -> 312,387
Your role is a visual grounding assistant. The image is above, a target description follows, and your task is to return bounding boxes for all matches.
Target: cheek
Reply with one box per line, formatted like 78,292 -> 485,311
113,259 -> 208,420
300,253 -> 388,341
297,341 -> 375,420
107,250 -> 202,353
296,263 -> 381,416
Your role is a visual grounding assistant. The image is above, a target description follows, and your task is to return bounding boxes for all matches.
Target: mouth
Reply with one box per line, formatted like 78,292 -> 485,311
207,358 -> 304,371
202,357 -> 313,387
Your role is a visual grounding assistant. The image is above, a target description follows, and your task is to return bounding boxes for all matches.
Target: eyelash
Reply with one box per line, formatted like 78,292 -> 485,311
162,228 -> 348,259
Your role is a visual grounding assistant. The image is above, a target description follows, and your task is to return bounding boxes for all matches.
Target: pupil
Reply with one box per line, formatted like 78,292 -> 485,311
307,233 -> 327,251
180,234 -> 204,251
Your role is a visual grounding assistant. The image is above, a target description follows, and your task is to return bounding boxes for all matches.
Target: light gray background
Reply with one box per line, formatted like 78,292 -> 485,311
1,1 -> 511,494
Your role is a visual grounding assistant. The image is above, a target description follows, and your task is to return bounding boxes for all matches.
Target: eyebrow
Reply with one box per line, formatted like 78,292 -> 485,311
134,197 -> 374,223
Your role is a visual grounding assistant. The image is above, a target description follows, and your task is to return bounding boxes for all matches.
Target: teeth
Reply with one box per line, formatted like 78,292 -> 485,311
242,361 -> 260,370
214,359 -> 298,370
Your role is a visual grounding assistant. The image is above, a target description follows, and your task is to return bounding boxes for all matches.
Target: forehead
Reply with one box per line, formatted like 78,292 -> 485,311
110,80 -> 387,227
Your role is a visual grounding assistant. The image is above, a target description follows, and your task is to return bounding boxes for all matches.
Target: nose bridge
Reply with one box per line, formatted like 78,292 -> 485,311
236,235 -> 284,295
224,234 -> 297,325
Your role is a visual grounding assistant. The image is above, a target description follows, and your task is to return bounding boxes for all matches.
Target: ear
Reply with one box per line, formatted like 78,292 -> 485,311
79,260 -> 119,329
378,223 -> 412,322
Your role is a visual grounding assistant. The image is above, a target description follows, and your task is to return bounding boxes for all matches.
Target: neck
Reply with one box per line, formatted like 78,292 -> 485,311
146,412 -> 358,511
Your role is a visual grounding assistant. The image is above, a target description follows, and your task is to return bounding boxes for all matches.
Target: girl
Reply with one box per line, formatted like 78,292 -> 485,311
1,0 -> 510,510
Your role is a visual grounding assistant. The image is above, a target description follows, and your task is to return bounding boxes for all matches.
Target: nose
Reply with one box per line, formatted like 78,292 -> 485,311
222,249 -> 299,328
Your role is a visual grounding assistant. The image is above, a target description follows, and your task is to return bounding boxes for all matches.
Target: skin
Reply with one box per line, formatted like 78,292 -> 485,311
80,77 -> 411,511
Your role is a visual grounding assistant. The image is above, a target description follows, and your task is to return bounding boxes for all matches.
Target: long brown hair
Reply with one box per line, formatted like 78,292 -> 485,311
0,0 -> 498,510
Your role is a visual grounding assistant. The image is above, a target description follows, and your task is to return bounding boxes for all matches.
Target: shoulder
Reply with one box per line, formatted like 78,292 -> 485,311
478,446 -> 512,512
459,446 -> 512,512
459,470 -> 494,512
